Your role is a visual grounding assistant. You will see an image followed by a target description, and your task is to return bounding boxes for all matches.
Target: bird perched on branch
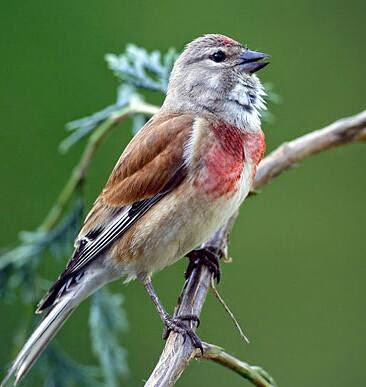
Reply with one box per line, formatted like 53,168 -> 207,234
2,34 -> 269,386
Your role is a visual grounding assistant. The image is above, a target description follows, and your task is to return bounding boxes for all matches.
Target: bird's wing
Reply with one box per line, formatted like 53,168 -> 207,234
68,112 -> 194,273
37,112 -> 194,311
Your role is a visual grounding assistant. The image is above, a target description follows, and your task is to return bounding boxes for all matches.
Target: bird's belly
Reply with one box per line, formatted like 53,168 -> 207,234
120,162 -> 254,278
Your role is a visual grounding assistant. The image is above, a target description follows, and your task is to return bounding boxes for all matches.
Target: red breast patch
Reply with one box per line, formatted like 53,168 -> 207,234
195,122 -> 244,198
194,122 -> 265,199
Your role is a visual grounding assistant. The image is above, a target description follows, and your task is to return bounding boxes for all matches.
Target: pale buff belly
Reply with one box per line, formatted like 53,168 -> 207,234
121,162 -> 254,279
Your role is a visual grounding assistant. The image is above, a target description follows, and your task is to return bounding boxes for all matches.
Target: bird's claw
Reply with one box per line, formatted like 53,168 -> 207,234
185,246 -> 223,282
162,314 -> 203,354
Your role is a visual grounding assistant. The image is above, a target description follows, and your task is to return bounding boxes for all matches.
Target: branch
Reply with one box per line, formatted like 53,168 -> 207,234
145,109 -> 366,386
254,109 -> 366,190
201,343 -> 276,387
40,100 -> 159,231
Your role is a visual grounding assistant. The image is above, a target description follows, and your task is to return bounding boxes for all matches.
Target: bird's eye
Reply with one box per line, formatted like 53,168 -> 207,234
210,50 -> 226,63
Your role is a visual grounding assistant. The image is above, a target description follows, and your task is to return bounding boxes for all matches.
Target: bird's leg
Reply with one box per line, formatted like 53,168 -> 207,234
185,246 -> 223,282
143,279 -> 203,353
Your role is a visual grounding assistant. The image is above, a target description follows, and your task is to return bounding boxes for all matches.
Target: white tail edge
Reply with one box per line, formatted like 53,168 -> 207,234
1,292 -> 76,386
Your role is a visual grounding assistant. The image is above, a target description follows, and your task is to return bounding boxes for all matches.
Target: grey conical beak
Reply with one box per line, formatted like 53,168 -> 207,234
239,49 -> 270,74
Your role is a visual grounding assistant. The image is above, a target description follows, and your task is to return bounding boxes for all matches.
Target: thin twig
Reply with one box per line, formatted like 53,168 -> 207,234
145,109 -> 366,386
210,276 -> 250,344
200,342 -> 276,387
40,101 -> 159,231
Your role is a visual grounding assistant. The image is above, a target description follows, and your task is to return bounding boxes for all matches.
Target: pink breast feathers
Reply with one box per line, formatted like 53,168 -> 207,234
195,122 -> 265,199
243,130 -> 266,174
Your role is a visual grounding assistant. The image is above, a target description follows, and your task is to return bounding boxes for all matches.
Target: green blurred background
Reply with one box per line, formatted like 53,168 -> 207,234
1,1 -> 365,386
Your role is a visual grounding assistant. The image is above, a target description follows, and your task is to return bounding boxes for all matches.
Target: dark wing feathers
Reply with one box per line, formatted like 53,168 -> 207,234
65,167 -> 186,275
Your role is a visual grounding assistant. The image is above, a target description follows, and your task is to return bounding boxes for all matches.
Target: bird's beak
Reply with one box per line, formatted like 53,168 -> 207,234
239,49 -> 269,74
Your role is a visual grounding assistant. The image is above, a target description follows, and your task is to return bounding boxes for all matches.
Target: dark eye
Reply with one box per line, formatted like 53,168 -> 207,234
210,50 -> 226,63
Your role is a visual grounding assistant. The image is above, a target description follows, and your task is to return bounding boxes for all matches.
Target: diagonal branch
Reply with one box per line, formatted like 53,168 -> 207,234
254,109 -> 366,189
145,109 -> 366,386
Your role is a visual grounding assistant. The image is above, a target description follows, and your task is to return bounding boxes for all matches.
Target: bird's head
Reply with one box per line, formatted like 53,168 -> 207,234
163,34 -> 269,130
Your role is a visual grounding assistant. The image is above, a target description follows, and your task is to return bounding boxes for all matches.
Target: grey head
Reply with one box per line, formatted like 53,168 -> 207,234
163,34 -> 270,130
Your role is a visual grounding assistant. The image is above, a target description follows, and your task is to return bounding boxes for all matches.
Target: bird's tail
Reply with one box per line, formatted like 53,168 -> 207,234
1,291 -> 77,386
1,265 -> 112,386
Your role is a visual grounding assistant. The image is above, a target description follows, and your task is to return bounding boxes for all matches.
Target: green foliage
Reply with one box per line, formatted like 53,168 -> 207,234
59,84 -> 137,153
89,290 -> 128,387
59,45 -> 178,153
37,346 -> 101,387
0,198 -> 83,304
106,44 -> 177,92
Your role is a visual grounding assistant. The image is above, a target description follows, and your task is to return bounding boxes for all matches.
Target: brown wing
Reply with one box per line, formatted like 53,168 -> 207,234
102,114 -> 193,205
73,112 -> 193,265
37,112 -> 194,312
81,113 -> 193,229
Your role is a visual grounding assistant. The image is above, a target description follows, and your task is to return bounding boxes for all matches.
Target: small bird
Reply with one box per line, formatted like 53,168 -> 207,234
2,34 -> 269,385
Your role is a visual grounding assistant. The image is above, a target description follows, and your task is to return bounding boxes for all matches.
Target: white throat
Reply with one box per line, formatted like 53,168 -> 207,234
222,76 -> 266,132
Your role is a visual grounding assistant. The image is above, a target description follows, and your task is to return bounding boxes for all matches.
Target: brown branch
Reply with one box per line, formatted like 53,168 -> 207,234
144,109 -> 366,386
254,109 -> 366,190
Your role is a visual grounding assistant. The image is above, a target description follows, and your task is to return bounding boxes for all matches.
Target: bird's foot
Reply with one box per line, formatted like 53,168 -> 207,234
185,246 -> 223,282
162,314 -> 203,354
